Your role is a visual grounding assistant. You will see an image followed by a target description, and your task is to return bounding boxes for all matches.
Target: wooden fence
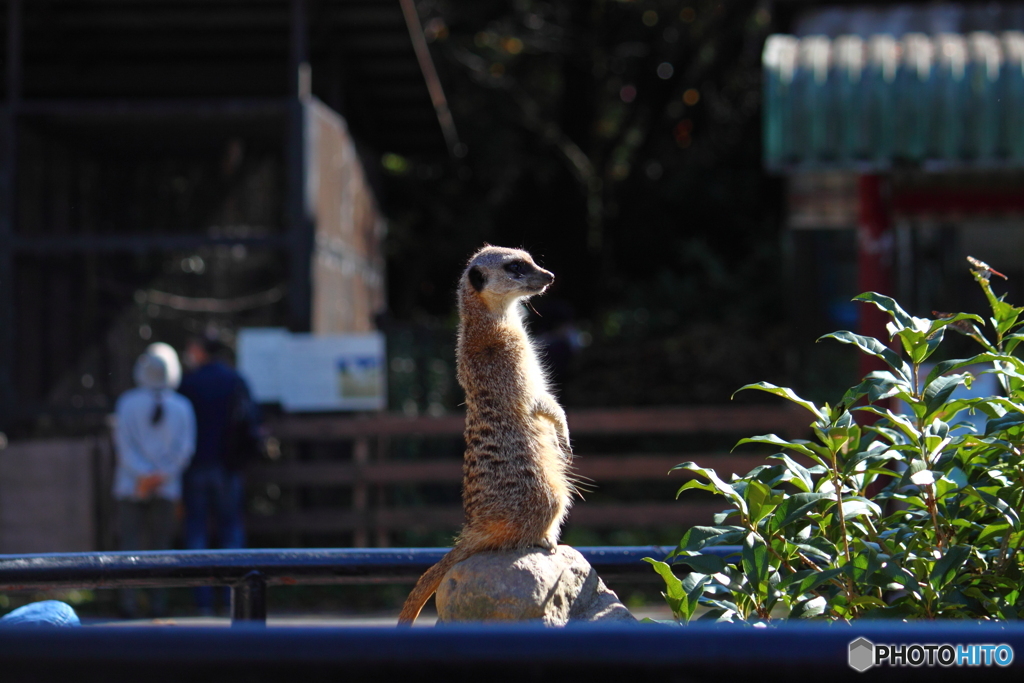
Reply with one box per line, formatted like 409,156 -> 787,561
252,406 -> 811,547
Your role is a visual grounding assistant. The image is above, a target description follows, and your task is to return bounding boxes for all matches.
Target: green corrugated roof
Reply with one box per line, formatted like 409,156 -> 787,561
763,32 -> 1024,171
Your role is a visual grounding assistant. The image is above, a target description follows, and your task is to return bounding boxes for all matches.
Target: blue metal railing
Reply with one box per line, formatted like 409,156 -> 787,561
0,546 -> 740,624
2,622 -> 1023,682
2,546 -> 1023,682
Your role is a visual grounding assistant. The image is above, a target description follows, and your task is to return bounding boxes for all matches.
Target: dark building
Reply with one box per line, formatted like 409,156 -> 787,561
766,2 -> 1024,391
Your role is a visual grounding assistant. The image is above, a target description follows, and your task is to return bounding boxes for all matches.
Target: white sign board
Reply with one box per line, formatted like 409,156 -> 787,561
236,328 -> 288,404
238,328 -> 386,412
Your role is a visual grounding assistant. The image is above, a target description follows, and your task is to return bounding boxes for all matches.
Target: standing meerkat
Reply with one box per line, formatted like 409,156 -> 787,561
397,245 -> 575,625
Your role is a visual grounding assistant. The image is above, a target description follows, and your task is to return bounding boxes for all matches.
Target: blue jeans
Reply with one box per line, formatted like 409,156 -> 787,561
183,466 -> 246,612
0,601 -> 80,627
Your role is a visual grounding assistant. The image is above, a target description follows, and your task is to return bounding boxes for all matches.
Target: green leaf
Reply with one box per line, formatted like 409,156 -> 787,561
790,595 -> 828,619
972,270 -> 1024,336
887,311 -> 985,365
843,443 -> 897,478
795,538 -> 835,564
768,453 -> 815,493
742,532 -> 770,593
774,492 -> 831,529
672,463 -> 747,515
677,479 -> 716,495
850,544 -> 884,583
643,558 -> 687,620
842,372 -> 913,407
713,509 -> 741,525
818,331 -> 911,383
880,560 -> 917,590
849,595 -> 888,610
857,407 -> 922,444
897,459 -> 930,489
935,468 -> 967,500
925,354 -> 1020,387
680,572 -> 710,622
929,546 -> 972,590
853,292 -> 916,330
744,479 -> 778,525
732,382 -> 825,422
813,411 -> 861,454
673,525 -> 747,554
837,497 -> 881,520
672,552 -> 728,575
966,486 -> 1021,530
894,326 -> 943,365
985,412 -> 1024,437
923,374 -> 972,418
733,434 -> 818,459
778,566 -> 846,595
976,523 -> 1009,546
928,311 -> 986,334
942,315 -> 994,350
1003,332 -> 1024,355
860,603 -> 921,619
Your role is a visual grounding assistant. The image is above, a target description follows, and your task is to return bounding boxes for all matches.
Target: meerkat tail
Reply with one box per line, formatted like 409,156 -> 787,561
396,544 -> 475,625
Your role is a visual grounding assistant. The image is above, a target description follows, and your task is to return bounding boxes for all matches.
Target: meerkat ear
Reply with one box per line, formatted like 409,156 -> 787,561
468,266 -> 486,292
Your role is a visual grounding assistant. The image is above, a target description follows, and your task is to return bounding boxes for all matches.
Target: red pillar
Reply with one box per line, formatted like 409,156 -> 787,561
856,174 -> 893,379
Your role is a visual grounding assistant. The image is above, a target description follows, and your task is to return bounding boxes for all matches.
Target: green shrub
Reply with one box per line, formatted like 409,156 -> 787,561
649,258 -> 1024,622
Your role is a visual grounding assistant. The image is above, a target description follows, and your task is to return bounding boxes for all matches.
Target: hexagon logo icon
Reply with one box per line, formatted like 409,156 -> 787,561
849,637 -> 875,672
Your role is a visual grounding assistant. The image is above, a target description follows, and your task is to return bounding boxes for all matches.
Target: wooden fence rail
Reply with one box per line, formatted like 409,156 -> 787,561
267,405 -> 811,440
254,406 -> 811,546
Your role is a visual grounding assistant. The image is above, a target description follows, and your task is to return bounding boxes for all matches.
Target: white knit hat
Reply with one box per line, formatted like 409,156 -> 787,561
133,343 -> 182,390
146,342 -> 182,389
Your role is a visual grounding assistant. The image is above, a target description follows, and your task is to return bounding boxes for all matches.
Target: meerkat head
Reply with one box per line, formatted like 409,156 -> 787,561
462,245 -> 554,313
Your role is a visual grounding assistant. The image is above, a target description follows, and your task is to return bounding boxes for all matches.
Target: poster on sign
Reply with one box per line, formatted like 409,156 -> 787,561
237,329 -> 386,412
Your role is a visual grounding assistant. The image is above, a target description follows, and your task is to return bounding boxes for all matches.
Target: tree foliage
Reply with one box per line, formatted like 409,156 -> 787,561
382,0 -> 786,406
384,0 -> 780,325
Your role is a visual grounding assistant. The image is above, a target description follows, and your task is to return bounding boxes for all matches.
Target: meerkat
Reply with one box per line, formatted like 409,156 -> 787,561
397,245 -> 575,625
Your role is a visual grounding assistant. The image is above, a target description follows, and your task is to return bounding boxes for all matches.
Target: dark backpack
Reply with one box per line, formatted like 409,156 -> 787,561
224,379 -> 261,471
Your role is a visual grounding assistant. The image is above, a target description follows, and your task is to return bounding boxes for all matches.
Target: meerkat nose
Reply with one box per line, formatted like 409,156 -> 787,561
539,270 -> 554,285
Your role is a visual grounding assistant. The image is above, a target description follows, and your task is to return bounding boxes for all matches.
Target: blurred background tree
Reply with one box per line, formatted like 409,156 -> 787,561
381,0 -> 790,407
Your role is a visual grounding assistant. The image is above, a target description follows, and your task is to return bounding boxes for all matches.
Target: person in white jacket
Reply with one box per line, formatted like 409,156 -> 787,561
113,343 -> 196,618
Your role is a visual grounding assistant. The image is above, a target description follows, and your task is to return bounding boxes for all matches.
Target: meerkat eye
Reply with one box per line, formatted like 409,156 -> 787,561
504,261 -> 527,277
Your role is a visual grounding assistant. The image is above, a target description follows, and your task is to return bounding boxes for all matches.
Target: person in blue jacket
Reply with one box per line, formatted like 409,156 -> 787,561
178,335 -> 260,614
113,343 -> 196,618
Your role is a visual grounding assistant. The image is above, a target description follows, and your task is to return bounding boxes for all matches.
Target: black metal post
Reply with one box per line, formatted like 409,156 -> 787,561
230,570 -> 268,625
0,0 -> 23,430
285,0 -> 313,333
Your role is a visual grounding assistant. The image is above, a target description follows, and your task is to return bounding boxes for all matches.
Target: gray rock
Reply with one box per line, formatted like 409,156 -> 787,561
435,545 -> 636,625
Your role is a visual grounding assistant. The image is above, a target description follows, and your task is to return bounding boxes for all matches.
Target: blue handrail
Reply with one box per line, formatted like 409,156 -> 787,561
0,546 -> 737,590
2,622 -> 1022,681
0,546 -> 741,624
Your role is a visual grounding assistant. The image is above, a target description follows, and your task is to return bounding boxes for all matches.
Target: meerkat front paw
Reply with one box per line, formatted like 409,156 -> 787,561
537,538 -> 558,554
